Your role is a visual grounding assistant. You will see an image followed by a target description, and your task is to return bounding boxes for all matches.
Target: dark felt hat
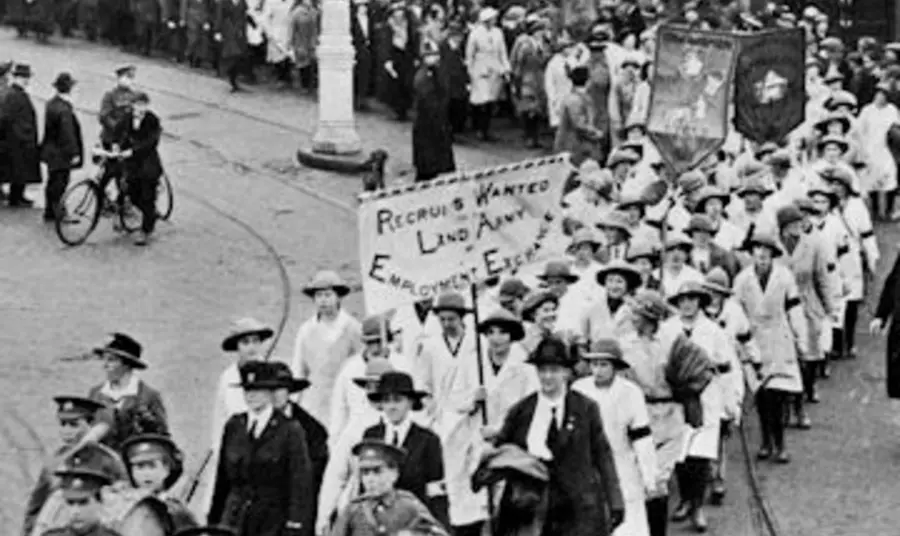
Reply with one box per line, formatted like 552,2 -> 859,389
52,72 -> 76,92
115,64 -> 136,76
93,333 -> 146,369
55,455 -> 113,497
596,259 -> 642,289
173,527 -> 237,536
270,361 -> 311,392
432,292 -> 473,315
54,396 -> 106,420
526,336 -> 574,368
232,361 -> 283,390
367,371 -> 427,410
121,432 -> 184,489
12,63 -> 32,78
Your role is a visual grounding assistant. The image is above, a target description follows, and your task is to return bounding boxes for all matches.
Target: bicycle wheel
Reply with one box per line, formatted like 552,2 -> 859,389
119,196 -> 144,233
55,180 -> 102,246
157,173 -> 174,221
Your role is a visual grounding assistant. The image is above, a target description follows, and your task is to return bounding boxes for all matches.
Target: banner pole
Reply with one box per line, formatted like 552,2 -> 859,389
469,283 -> 495,535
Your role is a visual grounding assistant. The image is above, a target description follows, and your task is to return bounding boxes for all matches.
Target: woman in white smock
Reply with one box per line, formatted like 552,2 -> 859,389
466,7 -> 510,140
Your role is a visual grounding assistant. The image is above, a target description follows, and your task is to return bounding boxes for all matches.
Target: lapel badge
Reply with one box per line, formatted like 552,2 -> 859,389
62,401 -> 74,411
248,373 -> 255,382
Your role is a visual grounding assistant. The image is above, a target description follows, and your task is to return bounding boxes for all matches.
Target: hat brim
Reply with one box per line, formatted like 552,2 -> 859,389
526,355 -> 575,368
477,318 -> 525,342
744,240 -> 783,257
432,304 -> 474,315
736,188 -> 772,198
232,380 -> 283,390
289,378 -> 311,392
93,348 -> 147,369
579,352 -> 630,369
668,290 -> 712,307
352,376 -> 380,388
221,328 -> 275,351
367,390 -> 427,410
814,117 -> 850,134
596,267 -> 642,289
701,282 -> 732,296
567,238 -> 601,253
303,284 -> 351,298
817,139 -> 849,152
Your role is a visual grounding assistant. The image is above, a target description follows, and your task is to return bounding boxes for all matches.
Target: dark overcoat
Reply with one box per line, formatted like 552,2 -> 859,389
412,64 -> 455,179
0,83 -> 11,184
876,251 -> 900,398
0,84 -> 41,186
114,110 -> 164,182
183,0 -> 213,61
216,0 -> 247,61
363,422 -> 450,528
284,401 -> 329,501
88,380 -> 169,452
350,5 -> 373,98
40,95 -> 84,172
209,411 -> 315,536
495,391 -> 624,536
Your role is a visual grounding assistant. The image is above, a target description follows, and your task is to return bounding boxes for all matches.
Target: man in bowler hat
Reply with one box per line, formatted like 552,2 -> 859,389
493,336 -> 625,536
40,72 -> 83,221
0,63 -> 40,207
23,396 -> 129,536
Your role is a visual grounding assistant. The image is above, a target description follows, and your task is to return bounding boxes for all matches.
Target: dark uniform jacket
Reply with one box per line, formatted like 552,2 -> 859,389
0,83 -> 41,186
40,95 -> 84,172
23,442 -> 129,536
330,490 -> 448,536
495,390 -> 624,536
362,422 -> 449,529
160,495 -> 200,533
98,86 -> 137,145
209,410 -> 314,536
283,401 -> 329,497
88,380 -> 169,452
114,110 -> 164,182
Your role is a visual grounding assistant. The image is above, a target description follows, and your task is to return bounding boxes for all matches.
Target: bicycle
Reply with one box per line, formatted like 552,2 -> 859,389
55,147 -> 174,246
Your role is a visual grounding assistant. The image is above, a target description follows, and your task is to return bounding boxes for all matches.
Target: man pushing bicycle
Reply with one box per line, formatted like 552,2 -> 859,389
97,64 -> 139,195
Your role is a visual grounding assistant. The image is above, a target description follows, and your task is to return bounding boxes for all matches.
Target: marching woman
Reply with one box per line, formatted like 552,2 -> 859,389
658,234 -> 704,298
493,336 -> 625,536
692,186 -> 743,252
466,7 -> 511,141
87,333 -> 168,452
732,232 -> 808,463
819,167 -> 879,360
572,338 -> 657,536
292,271 -> 363,430
626,241 -> 662,291
566,229 -> 605,305
520,290 -> 561,356
209,361 -> 314,536
534,261 -> 587,338
701,268 -> 758,504
618,290 -> 713,536
120,433 -> 198,532
856,81 -> 900,219
581,260 -> 642,345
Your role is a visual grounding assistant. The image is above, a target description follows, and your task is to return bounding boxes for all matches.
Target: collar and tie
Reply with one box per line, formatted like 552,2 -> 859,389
248,418 -> 259,438
546,406 -> 560,453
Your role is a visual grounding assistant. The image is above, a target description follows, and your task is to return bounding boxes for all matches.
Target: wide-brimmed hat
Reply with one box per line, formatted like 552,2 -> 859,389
664,233 -> 693,252
367,371 -> 427,410
353,439 -> 407,468
824,91 -> 857,111
685,214 -> 716,236
352,358 -> 394,388
521,290 -> 559,322
677,170 -> 707,195
814,112 -> 851,135
361,314 -> 397,342
432,292 -> 473,315
478,308 -> 525,341
233,361 -> 283,389
478,6 -> 499,22
776,205 -> 805,229
692,186 -> 730,213
596,259 -> 642,289
567,228 -> 602,253
115,64 -> 136,77
221,317 -> 274,351
819,166 -> 857,195
617,192 -> 646,212
498,278 -> 530,300
173,527 -> 236,536
668,281 -> 712,307
580,338 -> 629,369
794,197 -> 817,215
807,181 -> 840,206
526,336 -> 574,368
596,211 -> 632,236
606,148 -> 641,168
736,173 -> 773,199
52,72 -> 76,92
54,396 -> 106,420
303,270 -> 351,298
744,231 -> 783,257
702,267 -> 732,296
537,261 -> 579,284
12,63 -> 32,78
626,240 -> 660,263
93,333 -> 146,369
754,142 -> 779,161
631,289 -> 674,321
766,149 -> 792,168
270,361 -> 311,392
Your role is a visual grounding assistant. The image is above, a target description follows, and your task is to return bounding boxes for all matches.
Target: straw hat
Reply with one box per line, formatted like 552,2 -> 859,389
221,317 -> 274,351
536,261 -> 579,284
595,259 -> 642,289
303,270 -> 351,298
668,281 -> 712,307
702,267 -> 732,296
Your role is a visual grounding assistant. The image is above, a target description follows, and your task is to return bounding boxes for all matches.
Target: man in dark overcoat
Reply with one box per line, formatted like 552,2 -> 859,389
183,0 -> 213,67
209,361 -> 314,536
494,336 -> 625,536
362,371 -> 451,528
0,64 -> 41,207
40,72 -> 83,221
214,0 -> 248,92
350,0 -> 373,110
132,0 -> 160,55
0,61 -> 12,196
412,40 -> 455,182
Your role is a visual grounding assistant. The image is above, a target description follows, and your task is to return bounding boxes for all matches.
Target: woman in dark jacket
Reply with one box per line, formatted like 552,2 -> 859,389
412,40 -> 455,182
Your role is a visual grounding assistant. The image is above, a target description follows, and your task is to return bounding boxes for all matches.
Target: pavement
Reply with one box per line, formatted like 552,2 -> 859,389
1,27 -> 898,536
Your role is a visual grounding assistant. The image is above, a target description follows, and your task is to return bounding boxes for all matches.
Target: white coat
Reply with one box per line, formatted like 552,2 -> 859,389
569,259 -> 606,306
328,350 -> 415,447
480,343 -> 539,427
659,265 -> 703,299
711,218 -> 744,252
811,214 -> 852,326
857,102 -> 900,193
562,188 -> 614,230
618,329 -> 691,499
291,310 -> 362,429
417,330 -> 488,526
572,375 -> 656,536
708,299 -> 758,406
834,197 -> 879,300
732,263 -> 808,393
659,316 -> 729,460
579,289 -> 635,344
544,52 -> 573,129
246,0 -> 265,46
465,24 -> 510,105
263,0 -> 292,63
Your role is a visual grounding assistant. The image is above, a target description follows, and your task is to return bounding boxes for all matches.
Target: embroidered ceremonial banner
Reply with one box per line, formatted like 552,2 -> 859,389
647,26 -> 738,175
358,156 -> 570,314
733,28 -> 806,144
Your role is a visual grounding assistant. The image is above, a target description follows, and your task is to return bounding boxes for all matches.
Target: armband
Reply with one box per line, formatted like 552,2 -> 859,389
285,521 -> 303,530
736,331 -> 752,344
426,481 -> 447,497
627,426 -> 651,441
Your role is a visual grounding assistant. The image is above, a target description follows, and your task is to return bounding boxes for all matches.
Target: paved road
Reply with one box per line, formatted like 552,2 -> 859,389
0,29 -> 802,536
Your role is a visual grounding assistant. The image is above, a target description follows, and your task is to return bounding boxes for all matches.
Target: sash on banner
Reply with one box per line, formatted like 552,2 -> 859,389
647,25 -> 738,174
733,28 -> 806,144
357,156 -> 571,314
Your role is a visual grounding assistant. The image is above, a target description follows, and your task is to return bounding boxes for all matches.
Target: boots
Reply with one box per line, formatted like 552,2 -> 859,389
645,496 -> 669,536
671,465 -> 692,521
